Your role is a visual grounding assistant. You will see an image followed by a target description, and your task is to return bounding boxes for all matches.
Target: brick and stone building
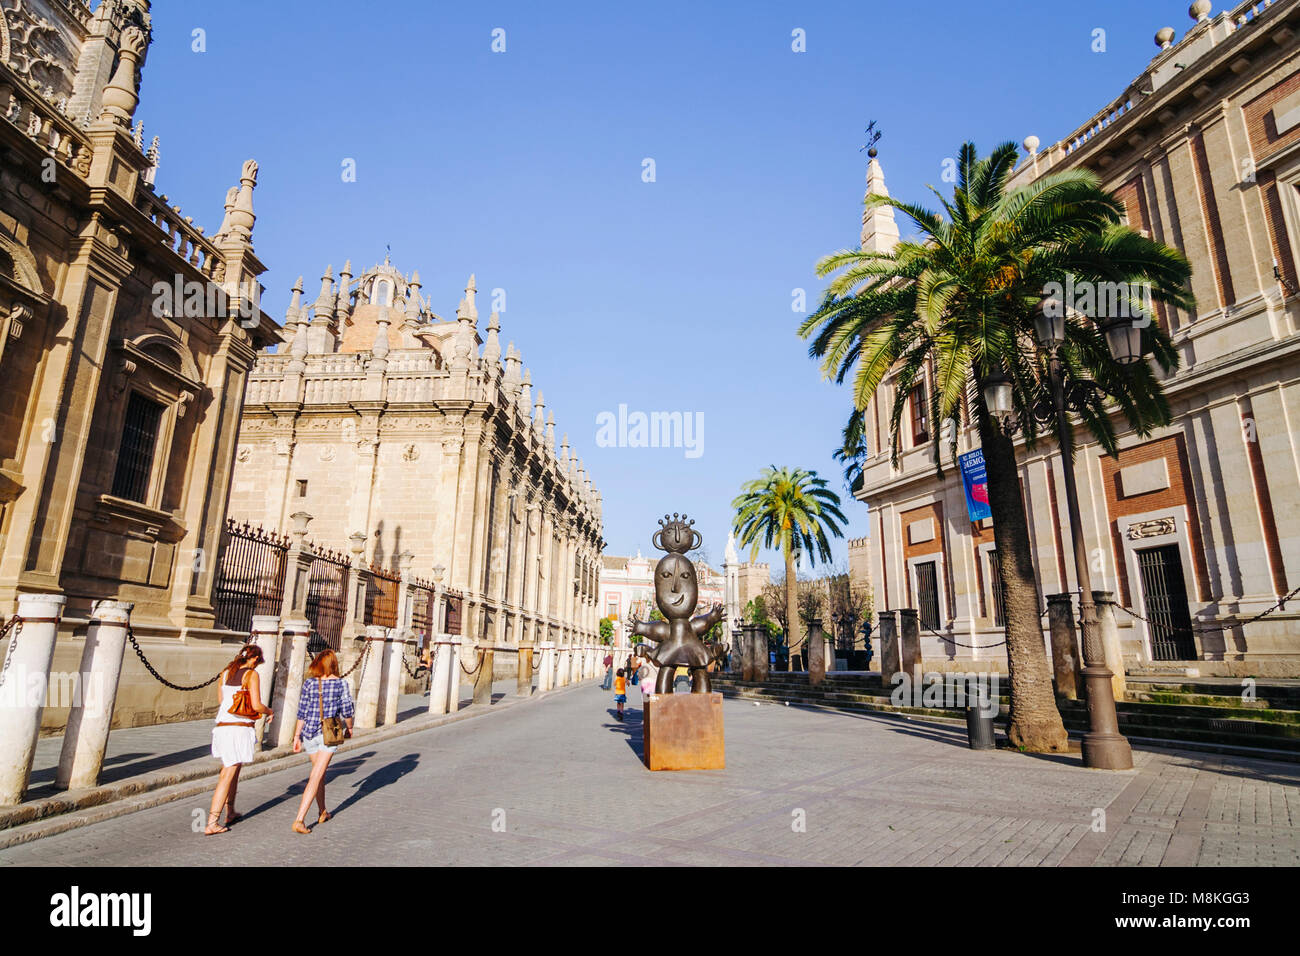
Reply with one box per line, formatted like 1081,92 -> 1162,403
228,257 -> 603,673
0,0 -> 279,735
856,0 -> 1300,676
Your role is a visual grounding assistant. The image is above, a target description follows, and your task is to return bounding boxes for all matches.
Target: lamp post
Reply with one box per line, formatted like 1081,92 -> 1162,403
983,295 -> 1133,770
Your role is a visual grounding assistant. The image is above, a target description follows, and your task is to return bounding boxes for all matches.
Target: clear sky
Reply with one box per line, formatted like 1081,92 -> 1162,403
135,0 -> 1190,572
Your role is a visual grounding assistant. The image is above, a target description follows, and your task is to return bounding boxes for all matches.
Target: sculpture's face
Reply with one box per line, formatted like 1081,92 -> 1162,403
654,553 -> 698,620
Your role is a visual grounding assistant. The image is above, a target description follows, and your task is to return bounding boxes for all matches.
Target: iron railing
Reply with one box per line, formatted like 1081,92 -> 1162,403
305,547 -> 350,651
366,563 -> 401,629
211,519 -> 289,633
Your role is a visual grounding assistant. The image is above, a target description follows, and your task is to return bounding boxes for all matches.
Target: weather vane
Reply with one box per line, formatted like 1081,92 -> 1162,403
859,120 -> 882,158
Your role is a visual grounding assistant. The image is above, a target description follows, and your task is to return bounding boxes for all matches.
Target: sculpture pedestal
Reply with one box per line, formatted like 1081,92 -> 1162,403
642,692 -> 725,771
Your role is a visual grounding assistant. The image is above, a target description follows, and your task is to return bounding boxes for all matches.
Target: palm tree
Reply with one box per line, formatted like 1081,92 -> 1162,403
800,142 -> 1193,752
732,466 -> 847,680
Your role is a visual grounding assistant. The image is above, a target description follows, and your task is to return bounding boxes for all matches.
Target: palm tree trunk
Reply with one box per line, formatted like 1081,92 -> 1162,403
784,545 -> 800,673
975,400 -> 1069,753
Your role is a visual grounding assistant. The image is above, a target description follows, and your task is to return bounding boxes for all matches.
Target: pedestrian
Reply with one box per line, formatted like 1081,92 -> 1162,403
601,649 -> 614,690
291,648 -> 355,834
206,643 -> 273,835
613,668 -> 627,720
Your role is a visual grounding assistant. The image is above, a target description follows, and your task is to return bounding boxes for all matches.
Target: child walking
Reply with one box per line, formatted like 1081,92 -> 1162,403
613,668 -> 627,720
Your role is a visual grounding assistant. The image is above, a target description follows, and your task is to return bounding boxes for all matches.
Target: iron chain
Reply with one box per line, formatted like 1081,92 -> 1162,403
0,616 -> 22,692
127,624 -> 224,691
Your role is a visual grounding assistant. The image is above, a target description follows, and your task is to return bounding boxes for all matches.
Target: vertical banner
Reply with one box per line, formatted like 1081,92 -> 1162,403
958,448 -> 992,523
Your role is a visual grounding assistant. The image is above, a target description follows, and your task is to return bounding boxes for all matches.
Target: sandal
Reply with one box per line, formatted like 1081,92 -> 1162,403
224,809 -> 243,826
292,820 -> 311,835
204,811 -> 229,836
317,810 -> 332,824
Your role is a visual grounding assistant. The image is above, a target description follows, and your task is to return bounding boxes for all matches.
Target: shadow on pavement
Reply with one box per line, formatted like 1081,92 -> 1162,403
604,705 -> 645,763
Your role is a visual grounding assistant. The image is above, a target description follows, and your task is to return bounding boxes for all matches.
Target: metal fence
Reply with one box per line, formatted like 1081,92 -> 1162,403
410,579 -> 435,647
443,591 -> 463,636
366,563 -> 401,629
211,519 -> 289,633
305,547 -> 350,651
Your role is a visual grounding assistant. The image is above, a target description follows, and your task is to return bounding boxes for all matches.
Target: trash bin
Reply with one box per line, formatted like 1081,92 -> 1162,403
965,706 -> 995,750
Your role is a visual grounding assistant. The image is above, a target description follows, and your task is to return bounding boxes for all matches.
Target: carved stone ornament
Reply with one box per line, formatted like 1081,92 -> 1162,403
236,445 -> 251,463
318,444 -> 336,462
402,443 -> 419,462
1126,517 -> 1176,540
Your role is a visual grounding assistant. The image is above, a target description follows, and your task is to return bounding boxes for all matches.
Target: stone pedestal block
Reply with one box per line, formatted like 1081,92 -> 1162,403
1047,593 -> 1080,700
269,619 -> 311,747
1093,591 -> 1127,702
642,692 -> 725,771
877,611 -> 900,682
898,609 -> 922,686
473,644 -> 494,706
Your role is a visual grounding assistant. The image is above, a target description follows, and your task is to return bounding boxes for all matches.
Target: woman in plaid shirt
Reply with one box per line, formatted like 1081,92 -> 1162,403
291,649 -> 355,834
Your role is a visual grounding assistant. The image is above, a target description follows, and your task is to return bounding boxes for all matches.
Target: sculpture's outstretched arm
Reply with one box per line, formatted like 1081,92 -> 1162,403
628,618 -> 669,643
690,602 -> 725,636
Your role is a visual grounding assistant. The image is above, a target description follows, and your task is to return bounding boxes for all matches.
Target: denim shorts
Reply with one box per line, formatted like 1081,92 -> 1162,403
614,694 -> 627,703
302,733 -> 336,755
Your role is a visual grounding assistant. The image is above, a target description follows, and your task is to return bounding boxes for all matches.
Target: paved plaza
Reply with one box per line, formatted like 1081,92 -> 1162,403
2,686 -> 1298,867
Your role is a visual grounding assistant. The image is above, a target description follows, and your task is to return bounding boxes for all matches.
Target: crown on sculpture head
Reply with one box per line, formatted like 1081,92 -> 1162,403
653,512 -> 701,555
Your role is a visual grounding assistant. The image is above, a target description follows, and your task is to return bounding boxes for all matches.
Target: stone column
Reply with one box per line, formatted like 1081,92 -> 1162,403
898,609 -> 922,688
353,625 -> 387,730
427,635 -> 453,716
56,600 -> 132,790
1047,593 -> 1080,699
517,641 -> 533,697
249,614 -> 279,750
0,594 -> 66,805
269,618 -> 311,749
740,624 -> 756,681
750,625 -> 770,682
1093,591 -> 1127,702
381,627 -> 407,725
473,639 -> 494,706
446,636 -> 465,713
537,641 -> 555,692
824,634 -> 836,674
877,610 -> 900,683
808,617 -> 826,686
555,642 -> 569,688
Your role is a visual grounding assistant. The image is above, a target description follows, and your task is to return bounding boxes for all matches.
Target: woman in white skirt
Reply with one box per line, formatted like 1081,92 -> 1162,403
205,644 -> 273,835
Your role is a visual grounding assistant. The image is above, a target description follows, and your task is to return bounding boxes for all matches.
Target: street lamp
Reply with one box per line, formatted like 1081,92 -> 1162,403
1031,294 -> 1133,770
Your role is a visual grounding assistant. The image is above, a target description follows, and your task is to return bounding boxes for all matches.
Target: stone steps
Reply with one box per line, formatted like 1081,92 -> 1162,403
713,673 -> 1300,761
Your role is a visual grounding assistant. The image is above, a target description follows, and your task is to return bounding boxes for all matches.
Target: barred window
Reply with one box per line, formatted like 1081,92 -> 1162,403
910,384 -> 929,445
111,392 -> 165,503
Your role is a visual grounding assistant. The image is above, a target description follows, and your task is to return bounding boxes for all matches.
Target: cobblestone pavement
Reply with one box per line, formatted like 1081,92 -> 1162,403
4,687 -> 1298,866
23,678 -> 516,803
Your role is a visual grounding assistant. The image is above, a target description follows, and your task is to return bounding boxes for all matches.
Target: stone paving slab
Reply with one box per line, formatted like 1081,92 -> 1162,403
2,685 -> 1297,866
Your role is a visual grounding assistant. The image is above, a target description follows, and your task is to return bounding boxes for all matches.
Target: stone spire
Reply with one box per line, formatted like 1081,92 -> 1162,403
452,274 -> 478,370
860,154 -> 900,254
286,277 -> 307,366
519,367 -> 532,411
545,411 -> 555,448
483,310 -> 502,368
725,530 -> 738,565
372,306 -> 391,361
98,26 -> 147,125
408,269 -> 423,320
560,434 -> 570,470
533,389 -> 545,438
214,186 -> 236,241
228,159 -> 259,245
504,342 -> 522,397
335,259 -> 352,324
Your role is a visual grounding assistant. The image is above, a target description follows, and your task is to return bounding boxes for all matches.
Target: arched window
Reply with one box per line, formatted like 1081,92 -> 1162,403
372,278 -> 393,307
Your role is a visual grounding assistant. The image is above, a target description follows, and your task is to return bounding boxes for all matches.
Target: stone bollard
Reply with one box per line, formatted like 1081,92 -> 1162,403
249,615 -> 279,750
269,619 -> 312,748
824,634 -> 836,674
1047,593 -> 1080,700
353,625 -> 387,730
427,635 -> 453,715
0,593 -> 67,805
537,641 -> 555,693
556,644 -> 570,688
877,611 -> 900,684
749,625 -> 770,682
808,618 -> 826,687
1093,591 -> 1127,702
740,625 -> 756,681
339,638 -> 364,702
56,600 -> 133,790
473,641 -> 494,706
381,628 -> 407,725
517,643 -> 534,697
898,609 -> 922,688
445,636 -> 465,713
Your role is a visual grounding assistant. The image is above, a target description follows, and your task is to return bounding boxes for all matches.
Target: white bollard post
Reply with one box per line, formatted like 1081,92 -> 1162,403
446,636 -> 464,713
428,634 -> 453,716
250,615 -> 279,750
0,593 -> 67,806
56,600 -> 133,790
354,625 -> 387,730
537,641 -> 555,693
269,620 -> 311,748
382,628 -> 405,725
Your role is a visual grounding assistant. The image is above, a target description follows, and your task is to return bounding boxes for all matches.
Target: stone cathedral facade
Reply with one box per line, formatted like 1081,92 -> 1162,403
227,258 -> 604,660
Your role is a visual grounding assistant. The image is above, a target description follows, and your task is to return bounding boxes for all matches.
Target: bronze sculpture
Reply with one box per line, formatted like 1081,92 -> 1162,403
628,514 -> 728,694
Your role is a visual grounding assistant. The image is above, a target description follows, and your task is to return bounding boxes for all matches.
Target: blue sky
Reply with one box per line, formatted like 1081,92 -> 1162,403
136,0 -> 1185,571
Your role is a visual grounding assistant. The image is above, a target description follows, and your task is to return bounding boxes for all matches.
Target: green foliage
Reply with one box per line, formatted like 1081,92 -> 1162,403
801,141 -> 1194,476
599,616 -> 615,644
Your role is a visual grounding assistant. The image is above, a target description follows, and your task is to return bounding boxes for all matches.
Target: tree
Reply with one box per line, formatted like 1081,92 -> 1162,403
800,141 -> 1192,752
732,466 -> 847,680
599,616 -> 615,645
